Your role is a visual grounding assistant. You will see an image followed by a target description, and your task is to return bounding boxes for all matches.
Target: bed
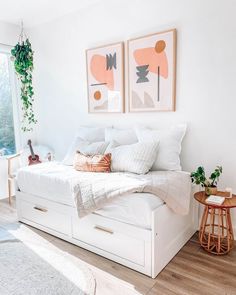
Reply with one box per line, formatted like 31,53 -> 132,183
16,162 -> 198,278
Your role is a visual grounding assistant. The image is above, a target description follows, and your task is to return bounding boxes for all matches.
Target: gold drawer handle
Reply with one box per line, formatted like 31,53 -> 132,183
94,225 -> 114,234
33,206 -> 48,213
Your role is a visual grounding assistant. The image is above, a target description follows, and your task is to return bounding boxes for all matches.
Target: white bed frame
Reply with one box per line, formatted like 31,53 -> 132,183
16,190 -> 198,278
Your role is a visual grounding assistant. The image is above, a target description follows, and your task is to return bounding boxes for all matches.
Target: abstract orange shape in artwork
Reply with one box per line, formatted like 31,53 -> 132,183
133,41 -> 168,79
90,55 -> 114,90
94,90 -> 102,100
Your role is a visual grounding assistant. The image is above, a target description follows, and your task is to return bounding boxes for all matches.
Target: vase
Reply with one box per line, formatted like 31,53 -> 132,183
205,187 -> 217,196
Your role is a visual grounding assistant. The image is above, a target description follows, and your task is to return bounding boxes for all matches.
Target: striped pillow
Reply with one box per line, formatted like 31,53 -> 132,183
74,151 -> 111,172
106,141 -> 159,174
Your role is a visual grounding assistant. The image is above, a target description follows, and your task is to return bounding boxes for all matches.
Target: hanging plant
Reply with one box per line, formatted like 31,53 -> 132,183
11,34 -> 37,132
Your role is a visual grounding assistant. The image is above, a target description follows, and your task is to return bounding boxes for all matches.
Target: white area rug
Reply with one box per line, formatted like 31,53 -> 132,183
0,239 -> 95,295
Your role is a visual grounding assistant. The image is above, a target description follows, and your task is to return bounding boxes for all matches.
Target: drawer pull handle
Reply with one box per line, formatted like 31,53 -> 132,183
33,206 -> 48,213
94,225 -> 113,234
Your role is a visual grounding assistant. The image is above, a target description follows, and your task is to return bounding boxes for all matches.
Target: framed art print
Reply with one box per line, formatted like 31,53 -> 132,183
86,42 -> 124,113
128,29 -> 176,112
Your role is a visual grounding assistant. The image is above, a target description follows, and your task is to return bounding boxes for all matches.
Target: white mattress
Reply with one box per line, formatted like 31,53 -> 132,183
17,162 -> 164,229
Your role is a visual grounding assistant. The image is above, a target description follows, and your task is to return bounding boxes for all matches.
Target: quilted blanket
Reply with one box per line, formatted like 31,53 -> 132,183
70,171 -> 191,218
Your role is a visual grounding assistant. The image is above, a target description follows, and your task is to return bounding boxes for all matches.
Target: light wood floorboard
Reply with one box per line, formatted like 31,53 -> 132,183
0,198 -> 235,295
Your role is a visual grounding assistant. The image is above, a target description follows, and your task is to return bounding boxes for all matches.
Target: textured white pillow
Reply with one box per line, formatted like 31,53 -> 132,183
63,138 -> 109,165
106,141 -> 159,174
135,124 -> 187,171
77,126 -> 105,142
105,127 -> 138,145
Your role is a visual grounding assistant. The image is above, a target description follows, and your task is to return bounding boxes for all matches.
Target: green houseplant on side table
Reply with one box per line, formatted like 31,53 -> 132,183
191,166 -> 222,195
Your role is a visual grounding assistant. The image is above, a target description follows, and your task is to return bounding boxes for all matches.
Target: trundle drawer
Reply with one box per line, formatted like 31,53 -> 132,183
19,199 -> 71,236
72,215 -> 146,266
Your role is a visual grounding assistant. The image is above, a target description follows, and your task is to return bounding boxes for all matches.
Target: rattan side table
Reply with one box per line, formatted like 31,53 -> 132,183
194,191 -> 236,255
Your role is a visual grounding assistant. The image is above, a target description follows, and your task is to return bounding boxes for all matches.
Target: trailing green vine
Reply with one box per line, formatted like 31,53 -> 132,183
11,39 -> 37,132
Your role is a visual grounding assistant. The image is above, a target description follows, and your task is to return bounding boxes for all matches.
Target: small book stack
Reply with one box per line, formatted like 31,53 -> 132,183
206,195 -> 225,205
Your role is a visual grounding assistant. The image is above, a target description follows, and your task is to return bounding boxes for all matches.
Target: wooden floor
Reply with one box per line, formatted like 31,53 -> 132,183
0,198 -> 236,295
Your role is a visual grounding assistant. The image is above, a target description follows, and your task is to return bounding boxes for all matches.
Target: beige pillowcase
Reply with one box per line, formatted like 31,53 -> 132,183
73,152 -> 111,173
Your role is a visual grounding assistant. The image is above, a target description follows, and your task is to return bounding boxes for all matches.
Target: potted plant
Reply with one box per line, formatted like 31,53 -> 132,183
11,38 -> 36,132
191,166 -> 223,195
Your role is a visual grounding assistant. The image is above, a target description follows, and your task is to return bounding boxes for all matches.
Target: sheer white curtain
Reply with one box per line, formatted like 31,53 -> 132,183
0,43 -> 20,199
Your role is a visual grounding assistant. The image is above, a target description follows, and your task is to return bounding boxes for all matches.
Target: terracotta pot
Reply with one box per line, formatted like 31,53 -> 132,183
205,186 -> 217,196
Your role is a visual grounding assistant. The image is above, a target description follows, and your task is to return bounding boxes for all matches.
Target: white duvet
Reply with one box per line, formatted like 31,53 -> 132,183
16,162 -> 80,206
17,162 -> 191,219
70,168 -> 191,217
16,162 -> 164,228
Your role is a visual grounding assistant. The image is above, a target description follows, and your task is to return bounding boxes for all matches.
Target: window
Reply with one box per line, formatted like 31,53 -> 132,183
0,45 -> 19,156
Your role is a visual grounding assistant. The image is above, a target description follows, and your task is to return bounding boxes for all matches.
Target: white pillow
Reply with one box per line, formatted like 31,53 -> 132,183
135,124 -> 186,171
63,138 -> 109,165
105,127 -> 138,145
106,141 -> 159,174
77,126 -> 105,142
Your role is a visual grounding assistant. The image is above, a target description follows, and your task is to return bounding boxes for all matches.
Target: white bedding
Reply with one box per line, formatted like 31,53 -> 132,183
16,162 -> 164,229
17,162 -> 79,206
71,167 -> 191,217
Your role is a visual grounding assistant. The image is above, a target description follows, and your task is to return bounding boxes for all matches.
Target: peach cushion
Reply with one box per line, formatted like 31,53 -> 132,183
74,151 -> 111,172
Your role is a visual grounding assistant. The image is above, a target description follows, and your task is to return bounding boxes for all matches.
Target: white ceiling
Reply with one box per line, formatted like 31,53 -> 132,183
0,0 -> 99,27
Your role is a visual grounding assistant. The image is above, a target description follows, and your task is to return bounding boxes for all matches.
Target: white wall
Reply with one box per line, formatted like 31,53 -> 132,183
0,20 -> 19,46
28,0 -> 236,226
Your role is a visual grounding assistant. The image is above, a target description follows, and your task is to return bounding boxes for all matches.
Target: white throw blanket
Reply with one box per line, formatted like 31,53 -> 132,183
70,171 -> 191,218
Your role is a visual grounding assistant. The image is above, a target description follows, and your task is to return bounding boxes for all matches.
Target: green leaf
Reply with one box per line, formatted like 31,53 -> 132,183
11,38 -> 36,132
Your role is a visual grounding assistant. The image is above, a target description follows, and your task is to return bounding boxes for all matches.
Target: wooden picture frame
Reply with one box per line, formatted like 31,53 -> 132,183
86,42 -> 124,113
127,29 -> 176,112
